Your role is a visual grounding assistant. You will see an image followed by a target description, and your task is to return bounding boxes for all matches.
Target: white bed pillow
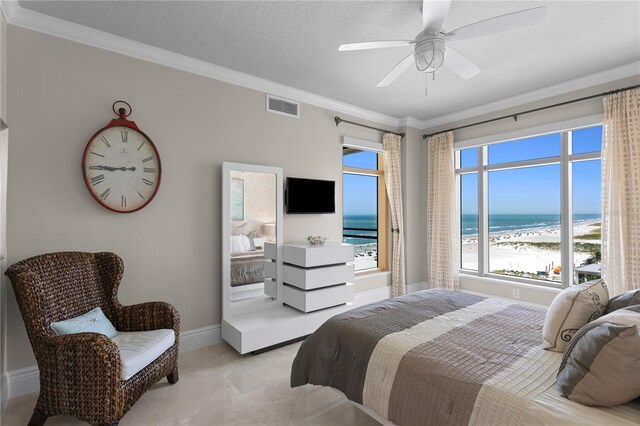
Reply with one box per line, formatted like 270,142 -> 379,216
230,235 -> 245,254
241,235 -> 252,252
542,279 -> 609,352
230,234 -> 252,254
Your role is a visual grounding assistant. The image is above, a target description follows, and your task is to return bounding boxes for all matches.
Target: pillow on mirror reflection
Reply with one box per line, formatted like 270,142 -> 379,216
241,235 -> 251,252
231,235 -> 245,254
230,234 -> 253,254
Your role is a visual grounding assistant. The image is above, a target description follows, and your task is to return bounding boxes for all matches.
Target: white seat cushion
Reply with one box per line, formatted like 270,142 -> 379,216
111,329 -> 175,381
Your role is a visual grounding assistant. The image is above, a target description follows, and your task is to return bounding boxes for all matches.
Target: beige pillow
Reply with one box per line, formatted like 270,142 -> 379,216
557,306 -> 640,406
543,279 -> 608,352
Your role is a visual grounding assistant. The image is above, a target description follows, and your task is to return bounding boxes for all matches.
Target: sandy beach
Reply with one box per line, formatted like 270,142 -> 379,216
350,220 -> 601,279
462,220 -> 601,281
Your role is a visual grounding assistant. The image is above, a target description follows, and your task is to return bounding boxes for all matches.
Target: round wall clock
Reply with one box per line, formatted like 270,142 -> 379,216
82,101 -> 161,213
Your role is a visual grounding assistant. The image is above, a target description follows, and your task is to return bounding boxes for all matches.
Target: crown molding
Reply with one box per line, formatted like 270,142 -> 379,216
1,1 -> 404,128
420,61 -> 640,131
1,0 -> 19,22
3,2 -> 638,133
399,116 -> 426,130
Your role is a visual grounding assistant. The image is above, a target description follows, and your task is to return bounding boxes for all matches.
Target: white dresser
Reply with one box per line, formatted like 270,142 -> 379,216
282,242 -> 354,313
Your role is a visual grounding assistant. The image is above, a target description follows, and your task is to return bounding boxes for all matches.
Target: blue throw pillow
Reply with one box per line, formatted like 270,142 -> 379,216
50,307 -> 118,338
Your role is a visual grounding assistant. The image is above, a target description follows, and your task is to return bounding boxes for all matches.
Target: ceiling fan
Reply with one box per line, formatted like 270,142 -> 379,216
339,1 -> 546,88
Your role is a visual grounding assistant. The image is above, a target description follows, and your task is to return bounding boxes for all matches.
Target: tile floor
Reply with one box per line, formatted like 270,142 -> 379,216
3,342 -> 380,425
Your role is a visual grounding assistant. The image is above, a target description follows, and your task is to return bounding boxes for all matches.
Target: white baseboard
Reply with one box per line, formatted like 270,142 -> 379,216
5,365 -> 38,401
354,281 -> 425,306
1,372 -> 9,418
3,283 -> 423,402
179,324 -> 222,353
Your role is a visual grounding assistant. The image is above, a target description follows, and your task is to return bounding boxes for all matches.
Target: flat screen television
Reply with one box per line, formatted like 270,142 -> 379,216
285,177 -> 335,214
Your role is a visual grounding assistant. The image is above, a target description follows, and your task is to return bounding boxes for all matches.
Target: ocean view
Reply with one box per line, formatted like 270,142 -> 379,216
462,213 -> 600,236
343,214 -> 377,246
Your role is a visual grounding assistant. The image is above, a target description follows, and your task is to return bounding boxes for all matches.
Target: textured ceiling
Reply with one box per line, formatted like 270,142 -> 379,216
19,1 -> 640,121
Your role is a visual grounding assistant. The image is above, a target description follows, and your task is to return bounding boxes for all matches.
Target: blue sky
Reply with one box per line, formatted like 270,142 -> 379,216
344,126 -> 602,218
343,150 -> 378,216
462,126 -> 602,216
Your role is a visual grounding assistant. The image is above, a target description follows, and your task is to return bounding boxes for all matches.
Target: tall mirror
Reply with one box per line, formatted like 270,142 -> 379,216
222,162 -> 283,318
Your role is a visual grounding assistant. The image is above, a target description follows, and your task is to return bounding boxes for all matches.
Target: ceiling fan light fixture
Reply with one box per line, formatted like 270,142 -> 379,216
414,37 -> 446,73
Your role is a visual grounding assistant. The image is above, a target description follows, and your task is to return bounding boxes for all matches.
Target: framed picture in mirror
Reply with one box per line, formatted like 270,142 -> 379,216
231,178 -> 244,221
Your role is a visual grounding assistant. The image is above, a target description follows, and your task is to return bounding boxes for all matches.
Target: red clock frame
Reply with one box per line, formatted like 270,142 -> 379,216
82,101 -> 162,213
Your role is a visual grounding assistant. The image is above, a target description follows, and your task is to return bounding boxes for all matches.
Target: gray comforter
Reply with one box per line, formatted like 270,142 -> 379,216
291,289 -> 559,426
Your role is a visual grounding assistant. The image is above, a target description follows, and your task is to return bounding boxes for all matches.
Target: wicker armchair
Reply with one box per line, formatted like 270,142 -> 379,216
5,252 -> 180,426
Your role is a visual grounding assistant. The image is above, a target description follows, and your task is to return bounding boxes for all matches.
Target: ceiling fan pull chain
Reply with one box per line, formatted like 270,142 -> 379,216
425,73 -> 429,97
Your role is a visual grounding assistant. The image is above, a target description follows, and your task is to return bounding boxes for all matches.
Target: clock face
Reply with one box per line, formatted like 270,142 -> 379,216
83,125 -> 161,213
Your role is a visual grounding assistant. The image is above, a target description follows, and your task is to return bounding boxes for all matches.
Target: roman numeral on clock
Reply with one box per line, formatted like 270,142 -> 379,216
91,174 -> 105,186
137,191 -> 146,199
100,188 -> 111,200
142,156 -> 154,163
100,136 -> 110,147
91,151 -> 104,158
143,168 -> 156,173
137,141 -> 145,151
121,195 -> 127,208
142,178 -> 154,186
121,130 -> 128,143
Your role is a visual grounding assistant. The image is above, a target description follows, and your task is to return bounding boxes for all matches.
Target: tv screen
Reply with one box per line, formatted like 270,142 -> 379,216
286,177 -> 335,214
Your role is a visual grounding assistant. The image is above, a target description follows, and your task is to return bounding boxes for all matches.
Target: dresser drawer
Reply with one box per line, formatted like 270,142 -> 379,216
284,263 -> 353,290
284,242 -> 354,267
264,242 -> 277,260
263,260 -> 276,279
283,283 -> 354,313
264,279 -> 277,298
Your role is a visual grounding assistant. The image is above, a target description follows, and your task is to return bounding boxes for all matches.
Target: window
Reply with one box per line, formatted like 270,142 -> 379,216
457,125 -> 602,287
342,147 -> 388,272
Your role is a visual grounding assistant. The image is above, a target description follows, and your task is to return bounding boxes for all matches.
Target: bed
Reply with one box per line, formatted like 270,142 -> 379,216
230,251 -> 265,286
291,289 -> 640,425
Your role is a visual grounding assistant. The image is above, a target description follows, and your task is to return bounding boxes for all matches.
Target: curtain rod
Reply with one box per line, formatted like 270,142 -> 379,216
422,84 -> 640,140
335,116 -> 405,138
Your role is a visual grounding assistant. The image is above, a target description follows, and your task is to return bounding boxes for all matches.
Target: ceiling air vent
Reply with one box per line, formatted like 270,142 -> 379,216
266,95 -> 299,118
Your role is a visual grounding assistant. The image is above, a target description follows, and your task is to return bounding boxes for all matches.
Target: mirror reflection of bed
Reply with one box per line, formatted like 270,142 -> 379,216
229,170 -> 276,303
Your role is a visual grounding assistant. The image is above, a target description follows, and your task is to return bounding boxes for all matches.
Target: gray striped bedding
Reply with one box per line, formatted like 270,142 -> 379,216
291,289 -> 561,426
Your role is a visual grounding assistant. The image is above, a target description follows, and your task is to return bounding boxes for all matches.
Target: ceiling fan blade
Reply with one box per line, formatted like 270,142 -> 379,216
339,41 -> 414,52
445,6 -> 546,42
423,0 -> 451,32
376,53 -> 415,87
445,47 -> 481,80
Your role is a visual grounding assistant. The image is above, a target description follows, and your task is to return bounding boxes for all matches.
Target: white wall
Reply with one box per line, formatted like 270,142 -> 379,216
422,74 -> 640,304
4,25 -> 422,371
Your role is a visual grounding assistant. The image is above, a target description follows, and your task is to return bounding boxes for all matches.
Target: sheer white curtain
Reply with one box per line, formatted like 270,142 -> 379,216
601,88 -> 640,295
426,131 -> 459,290
383,133 -> 406,297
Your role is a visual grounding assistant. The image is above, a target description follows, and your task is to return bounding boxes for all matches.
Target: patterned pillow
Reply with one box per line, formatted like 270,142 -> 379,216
604,289 -> 640,314
557,305 -> 640,406
50,307 -> 118,338
542,279 -> 608,352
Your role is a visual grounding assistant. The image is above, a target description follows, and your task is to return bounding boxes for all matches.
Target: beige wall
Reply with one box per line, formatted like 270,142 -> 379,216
1,8 -> 8,413
422,74 -> 640,303
401,126 -> 423,285
5,26 -> 421,370
229,170 -> 275,237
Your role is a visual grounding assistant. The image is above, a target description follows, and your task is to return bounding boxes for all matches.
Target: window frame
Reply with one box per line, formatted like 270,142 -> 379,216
456,119 -> 602,289
342,150 -> 389,274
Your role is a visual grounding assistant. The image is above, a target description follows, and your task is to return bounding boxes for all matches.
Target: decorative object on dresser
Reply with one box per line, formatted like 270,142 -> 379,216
306,235 -> 328,245
4,252 -> 180,426
82,101 -> 161,213
283,242 -> 354,313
